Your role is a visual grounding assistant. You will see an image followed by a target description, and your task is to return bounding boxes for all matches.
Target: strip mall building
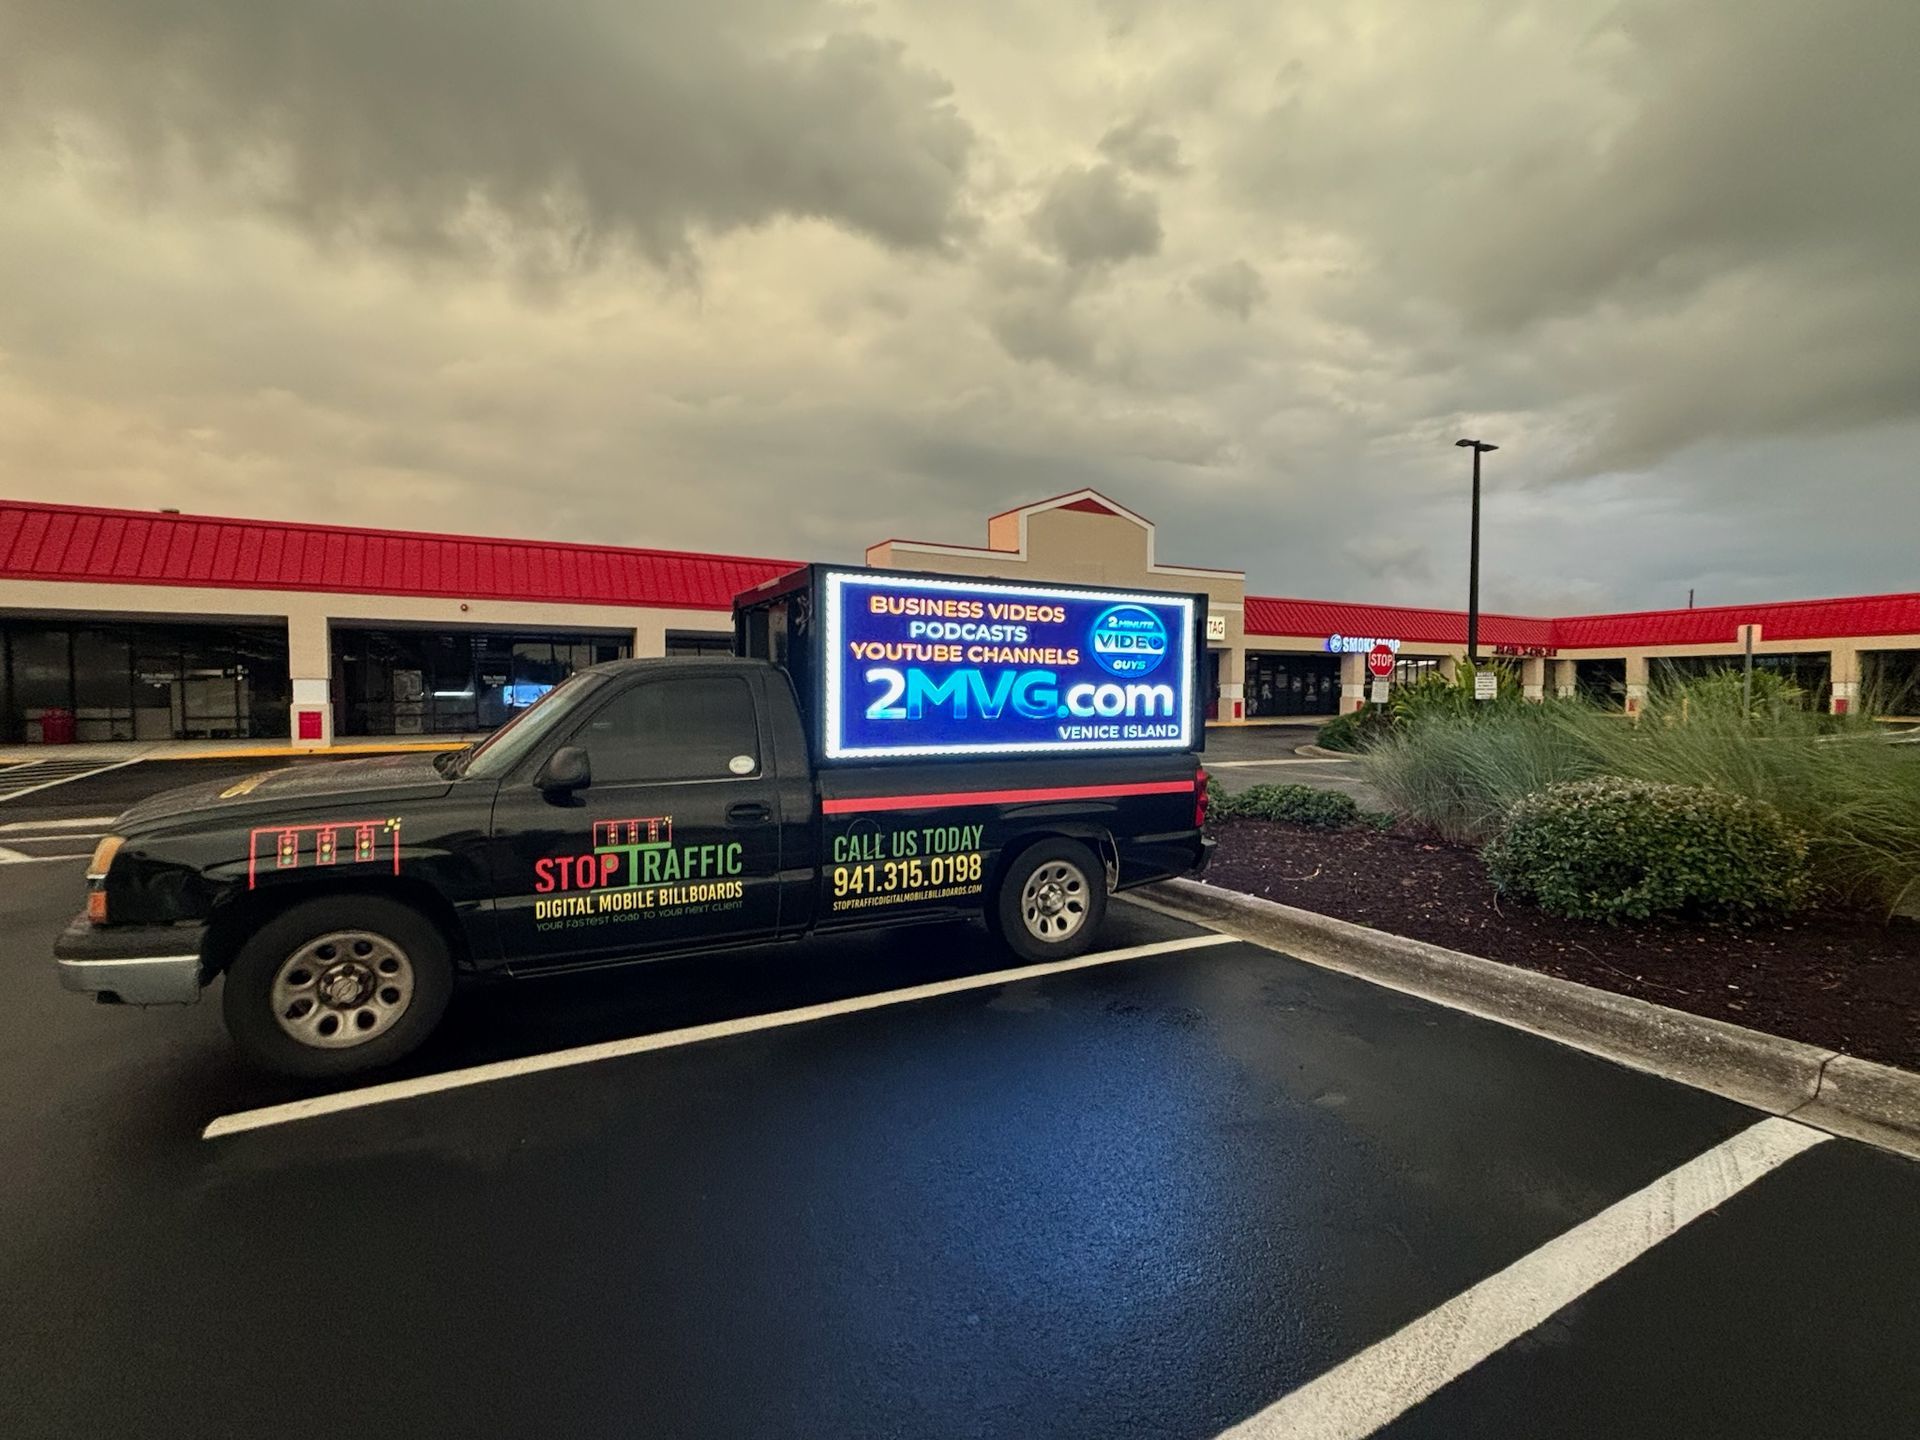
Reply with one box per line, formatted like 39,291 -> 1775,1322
1,490 -> 1915,746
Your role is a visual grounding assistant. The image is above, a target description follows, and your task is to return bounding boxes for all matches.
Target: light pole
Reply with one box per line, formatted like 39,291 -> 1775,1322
1455,438 -> 1498,663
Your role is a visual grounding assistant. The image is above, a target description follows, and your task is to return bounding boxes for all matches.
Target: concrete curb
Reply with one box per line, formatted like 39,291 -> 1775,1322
1290,744 -> 1355,759
1136,877 -> 1920,1161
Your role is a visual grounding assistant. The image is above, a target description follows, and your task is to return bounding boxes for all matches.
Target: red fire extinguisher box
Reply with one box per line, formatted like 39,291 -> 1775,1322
38,708 -> 76,744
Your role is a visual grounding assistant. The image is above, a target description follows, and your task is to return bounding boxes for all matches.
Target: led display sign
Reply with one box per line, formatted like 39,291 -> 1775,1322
822,572 -> 1198,759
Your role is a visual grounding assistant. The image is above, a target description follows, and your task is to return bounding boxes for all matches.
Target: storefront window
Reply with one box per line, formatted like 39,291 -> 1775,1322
1864,651 -> 1920,716
1242,653 -> 1341,717
333,627 -> 631,737
1,621 -> 290,742
666,630 -> 733,656
1651,654 -> 1829,702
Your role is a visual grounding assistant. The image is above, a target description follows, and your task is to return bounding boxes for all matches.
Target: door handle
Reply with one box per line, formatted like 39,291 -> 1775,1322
727,801 -> 772,825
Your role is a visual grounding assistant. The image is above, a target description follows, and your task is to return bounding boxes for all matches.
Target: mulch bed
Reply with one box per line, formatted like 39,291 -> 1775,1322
1205,818 -> 1920,1071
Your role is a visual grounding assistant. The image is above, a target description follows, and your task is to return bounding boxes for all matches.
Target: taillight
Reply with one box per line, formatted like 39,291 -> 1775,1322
1195,768 -> 1210,828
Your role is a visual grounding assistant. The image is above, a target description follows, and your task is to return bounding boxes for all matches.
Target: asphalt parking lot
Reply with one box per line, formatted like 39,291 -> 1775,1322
1201,724 -> 1385,809
4,757 -> 1919,1438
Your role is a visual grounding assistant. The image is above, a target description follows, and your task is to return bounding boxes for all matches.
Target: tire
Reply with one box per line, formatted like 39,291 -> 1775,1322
992,838 -> 1108,964
221,895 -> 454,1079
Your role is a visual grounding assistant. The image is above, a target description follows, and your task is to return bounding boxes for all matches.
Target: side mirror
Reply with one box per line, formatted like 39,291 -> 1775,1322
535,745 -> 591,798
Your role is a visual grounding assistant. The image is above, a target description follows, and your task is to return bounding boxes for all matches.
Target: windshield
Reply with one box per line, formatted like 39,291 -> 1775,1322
456,670 -> 607,781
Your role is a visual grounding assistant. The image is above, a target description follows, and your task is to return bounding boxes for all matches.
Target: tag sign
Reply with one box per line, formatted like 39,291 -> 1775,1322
1369,679 -> 1390,705
1474,671 -> 1498,701
1206,614 -> 1228,642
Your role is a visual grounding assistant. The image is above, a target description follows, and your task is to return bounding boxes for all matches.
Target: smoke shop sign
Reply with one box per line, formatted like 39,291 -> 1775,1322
1325,635 -> 1402,655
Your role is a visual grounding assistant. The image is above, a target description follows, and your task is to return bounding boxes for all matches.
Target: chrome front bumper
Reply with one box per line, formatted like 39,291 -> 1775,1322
57,953 -> 204,1005
54,914 -> 206,1005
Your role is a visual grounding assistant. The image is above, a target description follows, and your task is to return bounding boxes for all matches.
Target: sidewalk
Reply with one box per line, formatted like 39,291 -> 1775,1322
0,735 -> 479,766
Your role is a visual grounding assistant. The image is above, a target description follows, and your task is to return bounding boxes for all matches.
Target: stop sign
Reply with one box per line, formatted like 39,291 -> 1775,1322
1367,644 -> 1395,679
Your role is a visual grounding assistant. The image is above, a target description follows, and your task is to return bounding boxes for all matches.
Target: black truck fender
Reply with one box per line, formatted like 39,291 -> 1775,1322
200,873 -> 475,980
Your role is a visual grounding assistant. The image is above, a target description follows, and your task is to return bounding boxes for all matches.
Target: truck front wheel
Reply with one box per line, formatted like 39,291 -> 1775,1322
993,839 -> 1108,963
221,895 -> 454,1079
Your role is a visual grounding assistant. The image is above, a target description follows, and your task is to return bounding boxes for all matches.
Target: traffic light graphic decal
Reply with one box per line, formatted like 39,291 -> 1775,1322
248,817 -> 403,889
592,815 -> 674,888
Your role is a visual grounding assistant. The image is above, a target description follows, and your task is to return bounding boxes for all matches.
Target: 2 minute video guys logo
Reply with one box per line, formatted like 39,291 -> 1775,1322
1090,605 -> 1168,678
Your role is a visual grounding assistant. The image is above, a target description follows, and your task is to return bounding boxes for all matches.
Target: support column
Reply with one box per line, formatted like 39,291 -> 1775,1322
1339,651 -> 1366,713
631,618 -> 669,658
1521,655 -> 1546,702
287,608 -> 332,749
1829,645 -> 1860,715
1552,658 -> 1577,700
1437,656 -> 1459,683
1217,643 -> 1247,722
1624,654 -> 1649,716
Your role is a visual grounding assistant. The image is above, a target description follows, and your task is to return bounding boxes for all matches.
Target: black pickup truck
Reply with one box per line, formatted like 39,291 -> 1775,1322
55,566 -> 1212,1076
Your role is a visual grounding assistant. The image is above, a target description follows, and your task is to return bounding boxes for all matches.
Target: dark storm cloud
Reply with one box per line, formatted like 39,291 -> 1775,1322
0,0 -> 976,265
1028,163 -> 1163,268
1097,116 -> 1186,177
1226,0 -> 1920,476
1190,259 -> 1265,320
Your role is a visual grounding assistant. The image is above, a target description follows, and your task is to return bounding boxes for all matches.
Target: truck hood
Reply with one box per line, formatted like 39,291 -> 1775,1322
113,753 -> 458,835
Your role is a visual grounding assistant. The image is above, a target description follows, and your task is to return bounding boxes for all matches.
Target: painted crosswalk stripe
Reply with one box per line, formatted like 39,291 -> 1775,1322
0,756 -> 143,802
1214,1116 -> 1828,1440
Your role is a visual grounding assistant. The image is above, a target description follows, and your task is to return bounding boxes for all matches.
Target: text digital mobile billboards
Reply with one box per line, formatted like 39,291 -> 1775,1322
821,570 -> 1202,760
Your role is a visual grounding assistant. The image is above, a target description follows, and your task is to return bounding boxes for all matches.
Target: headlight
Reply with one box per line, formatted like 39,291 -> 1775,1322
86,836 -> 124,924
86,835 -> 124,882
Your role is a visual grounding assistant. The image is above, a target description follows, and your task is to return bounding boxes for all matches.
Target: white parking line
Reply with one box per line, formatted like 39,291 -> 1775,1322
0,850 -> 92,864
202,931 -> 1239,1140
1206,758 -> 1355,768
1215,1116 -> 1829,1440
0,815 -> 117,832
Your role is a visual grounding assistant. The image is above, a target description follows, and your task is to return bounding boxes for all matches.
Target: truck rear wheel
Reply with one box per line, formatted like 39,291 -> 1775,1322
221,895 -> 453,1079
993,839 -> 1107,963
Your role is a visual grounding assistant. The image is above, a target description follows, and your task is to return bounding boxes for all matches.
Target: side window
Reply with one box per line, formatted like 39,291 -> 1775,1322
574,676 -> 760,784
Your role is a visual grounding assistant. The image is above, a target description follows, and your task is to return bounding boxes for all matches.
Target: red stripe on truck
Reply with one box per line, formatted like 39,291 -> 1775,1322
820,779 -> 1196,815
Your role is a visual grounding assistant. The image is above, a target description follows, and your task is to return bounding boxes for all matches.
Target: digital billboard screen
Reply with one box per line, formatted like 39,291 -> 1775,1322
822,571 -> 1199,760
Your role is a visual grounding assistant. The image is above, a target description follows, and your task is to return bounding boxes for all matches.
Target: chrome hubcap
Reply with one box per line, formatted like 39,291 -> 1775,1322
1020,860 -> 1090,942
271,931 -> 415,1049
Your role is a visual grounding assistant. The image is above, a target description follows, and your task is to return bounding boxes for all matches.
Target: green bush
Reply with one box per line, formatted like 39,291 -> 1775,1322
1215,781 -> 1361,829
1577,679 -> 1920,915
1483,777 -> 1812,924
1389,663 -> 1524,727
1316,704 -> 1395,752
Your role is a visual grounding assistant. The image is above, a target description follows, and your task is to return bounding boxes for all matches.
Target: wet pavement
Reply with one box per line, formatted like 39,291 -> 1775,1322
3,761 -> 1917,1438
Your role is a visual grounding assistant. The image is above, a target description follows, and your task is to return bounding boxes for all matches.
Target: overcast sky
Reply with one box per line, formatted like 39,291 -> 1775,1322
2,0 -> 1915,614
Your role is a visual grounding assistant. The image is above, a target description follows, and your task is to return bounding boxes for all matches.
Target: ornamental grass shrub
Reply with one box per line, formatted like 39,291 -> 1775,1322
1358,671 -> 1920,916
1573,675 -> 1920,917
1483,777 -> 1811,924
1358,706 -> 1599,844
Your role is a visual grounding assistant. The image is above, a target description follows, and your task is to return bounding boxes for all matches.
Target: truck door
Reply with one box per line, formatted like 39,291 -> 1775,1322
488,672 -> 782,968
